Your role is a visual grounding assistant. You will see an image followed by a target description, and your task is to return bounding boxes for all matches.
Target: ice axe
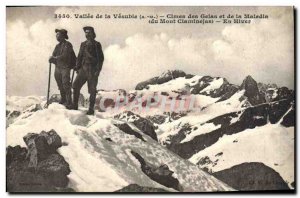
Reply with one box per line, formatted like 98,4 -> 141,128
71,69 -> 76,85
46,63 -> 52,108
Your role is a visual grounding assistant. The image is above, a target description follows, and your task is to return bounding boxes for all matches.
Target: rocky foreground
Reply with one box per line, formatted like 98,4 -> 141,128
7,130 -> 73,192
6,103 -> 233,192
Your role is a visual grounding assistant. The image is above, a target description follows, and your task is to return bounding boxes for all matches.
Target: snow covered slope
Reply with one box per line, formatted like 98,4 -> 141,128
6,103 -> 233,192
190,124 -> 294,188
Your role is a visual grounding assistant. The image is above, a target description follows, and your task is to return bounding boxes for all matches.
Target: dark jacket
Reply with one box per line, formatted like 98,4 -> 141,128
52,40 -> 74,68
76,40 -> 104,72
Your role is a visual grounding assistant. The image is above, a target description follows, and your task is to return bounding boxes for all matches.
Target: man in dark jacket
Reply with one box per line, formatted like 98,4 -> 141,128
72,26 -> 104,115
49,29 -> 74,109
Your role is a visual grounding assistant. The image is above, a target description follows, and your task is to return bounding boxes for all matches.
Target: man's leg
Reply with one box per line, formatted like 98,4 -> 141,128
72,69 -> 87,110
54,67 -> 65,104
61,68 -> 72,109
87,75 -> 99,115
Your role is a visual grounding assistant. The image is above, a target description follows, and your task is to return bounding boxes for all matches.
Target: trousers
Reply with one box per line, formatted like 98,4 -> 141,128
72,64 -> 99,109
54,66 -> 72,106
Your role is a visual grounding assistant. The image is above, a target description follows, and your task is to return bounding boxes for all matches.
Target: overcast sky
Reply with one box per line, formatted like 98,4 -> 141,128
6,6 -> 294,96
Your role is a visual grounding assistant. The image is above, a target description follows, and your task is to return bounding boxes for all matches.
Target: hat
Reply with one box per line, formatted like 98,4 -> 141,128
83,26 -> 95,33
55,29 -> 69,39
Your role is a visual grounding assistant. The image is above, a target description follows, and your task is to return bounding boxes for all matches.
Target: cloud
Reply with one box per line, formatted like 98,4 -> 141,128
6,7 -> 294,96
7,20 -> 55,96
100,33 -> 216,91
211,8 -> 294,85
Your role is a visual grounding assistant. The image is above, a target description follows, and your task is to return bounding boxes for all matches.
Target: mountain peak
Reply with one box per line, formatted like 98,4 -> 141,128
244,75 -> 256,82
135,69 -> 186,90
240,75 -> 265,105
240,75 -> 257,89
159,70 -> 186,79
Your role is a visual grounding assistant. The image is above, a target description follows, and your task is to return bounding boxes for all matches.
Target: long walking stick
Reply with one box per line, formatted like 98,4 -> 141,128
46,63 -> 52,107
70,69 -> 76,107
71,69 -> 75,85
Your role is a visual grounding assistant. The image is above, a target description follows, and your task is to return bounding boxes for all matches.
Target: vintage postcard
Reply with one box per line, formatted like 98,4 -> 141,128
6,6 -> 295,193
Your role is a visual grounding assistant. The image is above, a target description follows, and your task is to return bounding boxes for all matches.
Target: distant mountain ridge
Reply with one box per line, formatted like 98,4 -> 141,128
134,69 -> 294,107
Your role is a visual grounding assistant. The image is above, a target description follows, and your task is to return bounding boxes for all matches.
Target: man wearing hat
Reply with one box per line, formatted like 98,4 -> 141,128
72,26 -> 104,115
49,29 -> 75,109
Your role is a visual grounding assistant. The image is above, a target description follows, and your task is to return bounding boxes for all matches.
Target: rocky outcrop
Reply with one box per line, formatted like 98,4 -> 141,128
115,111 -> 158,141
280,103 -> 295,127
240,75 -> 266,105
133,119 -> 158,141
216,83 -> 239,102
213,162 -> 290,191
135,70 -> 186,90
6,130 -> 72,192
23,130 -> 63,168
115,184 -> 169,192
114,123 -> 146,142
131,151 -> 183,191
258,82 -> 294,103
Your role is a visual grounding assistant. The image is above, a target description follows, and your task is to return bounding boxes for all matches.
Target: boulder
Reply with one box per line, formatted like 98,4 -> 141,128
37,154 -> 71,187
40,130 -> 62,151
6,146 -> 27,166
23,130 -> 62,168
23,133 -> 50,168
213,162 -> 290,191
7,130 -> 72,192
131,151 -> 183,191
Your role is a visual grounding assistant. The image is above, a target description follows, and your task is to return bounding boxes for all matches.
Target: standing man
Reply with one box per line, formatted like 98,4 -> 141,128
73,26 -> 104,115
49,29 -> 76,109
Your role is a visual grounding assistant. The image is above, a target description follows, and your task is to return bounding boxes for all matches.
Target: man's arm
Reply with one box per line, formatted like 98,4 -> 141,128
49,45 -> 58,64
52,45 -> 58,56
96,42 -> 104,72
75,42 -> 84,70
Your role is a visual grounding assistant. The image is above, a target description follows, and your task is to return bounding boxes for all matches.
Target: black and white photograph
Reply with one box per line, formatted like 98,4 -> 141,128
5,6 -> 295,193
